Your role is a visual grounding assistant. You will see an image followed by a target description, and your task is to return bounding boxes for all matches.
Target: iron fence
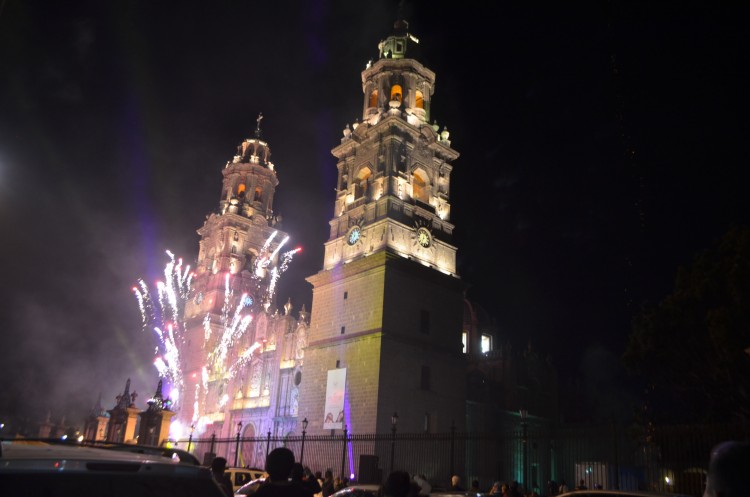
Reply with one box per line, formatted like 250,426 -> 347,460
177,422 -> 749,497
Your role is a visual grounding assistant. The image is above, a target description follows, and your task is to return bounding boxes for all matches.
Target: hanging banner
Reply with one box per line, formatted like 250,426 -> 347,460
323,368 -> 347,430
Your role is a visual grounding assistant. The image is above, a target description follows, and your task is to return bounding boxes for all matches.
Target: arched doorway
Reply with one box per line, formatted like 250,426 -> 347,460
240,423 -> 256,468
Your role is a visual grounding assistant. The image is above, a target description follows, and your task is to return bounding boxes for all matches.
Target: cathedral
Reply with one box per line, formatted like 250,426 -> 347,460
124,16 -> 557,470
150,17 -> 466,457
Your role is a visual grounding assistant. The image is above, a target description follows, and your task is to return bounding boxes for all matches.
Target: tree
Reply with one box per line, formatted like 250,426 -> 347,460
623,225 -> 750,423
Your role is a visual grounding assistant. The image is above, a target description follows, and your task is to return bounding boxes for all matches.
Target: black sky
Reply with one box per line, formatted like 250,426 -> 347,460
1,1 -> 748,427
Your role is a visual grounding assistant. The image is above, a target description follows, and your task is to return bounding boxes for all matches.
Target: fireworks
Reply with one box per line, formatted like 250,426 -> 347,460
133,250 -> 192,408
252,232 -> 302,309
205,274 -> 254,375
135,231 -> 299,430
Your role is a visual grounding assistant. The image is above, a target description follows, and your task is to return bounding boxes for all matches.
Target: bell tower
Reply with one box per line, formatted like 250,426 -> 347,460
179,115 -> 292,429
299,18 -> 466,435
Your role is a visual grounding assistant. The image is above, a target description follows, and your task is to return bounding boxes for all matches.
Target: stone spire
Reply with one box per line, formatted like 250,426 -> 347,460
146,379 -> 169,413
114,378 -> 136,410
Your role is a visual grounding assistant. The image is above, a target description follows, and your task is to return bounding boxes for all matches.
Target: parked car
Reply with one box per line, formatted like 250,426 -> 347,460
330,484 -> 382,497
557,490 -> 691,497
430,492 -> 490,497
0,439 -> 225,497
226,467 -> 267,492
83,440 -> 202,465
235,476 -> 267,495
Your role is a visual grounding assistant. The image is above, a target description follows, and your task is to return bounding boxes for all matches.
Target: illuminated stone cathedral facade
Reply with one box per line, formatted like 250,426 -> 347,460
143,17 -> 557,468
178,117 -> 310,467
166,20 -> 467,463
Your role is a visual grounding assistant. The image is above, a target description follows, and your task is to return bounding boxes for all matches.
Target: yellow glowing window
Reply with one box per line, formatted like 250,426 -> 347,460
354,167 -> 371,199
237,184 -> 246,196
369,90 -> 378,108
390,85 -> 402,102
254,187 -> 262,202
415,91 -> 424,109
412,172 -> 428,202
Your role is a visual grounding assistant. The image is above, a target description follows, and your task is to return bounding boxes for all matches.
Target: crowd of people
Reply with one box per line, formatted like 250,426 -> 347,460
206,440 -> 750,497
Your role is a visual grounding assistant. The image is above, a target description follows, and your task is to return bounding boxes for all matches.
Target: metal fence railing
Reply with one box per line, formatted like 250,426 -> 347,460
176,422 -> 749,497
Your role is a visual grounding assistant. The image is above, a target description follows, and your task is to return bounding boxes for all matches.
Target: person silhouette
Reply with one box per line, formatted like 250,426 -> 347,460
209,457 -> 233,497
703,441 -> 750,497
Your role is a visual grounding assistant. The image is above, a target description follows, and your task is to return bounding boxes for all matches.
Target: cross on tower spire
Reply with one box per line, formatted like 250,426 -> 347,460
255,112 -> 264,138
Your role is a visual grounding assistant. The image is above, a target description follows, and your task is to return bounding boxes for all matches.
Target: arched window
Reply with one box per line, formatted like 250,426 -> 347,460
413,170 -> 429,202
390,85 -> 403,103
237,183 -> 246,197
415,90 -> 424,109
254,187 -> 262,202
368,89 -> 378,108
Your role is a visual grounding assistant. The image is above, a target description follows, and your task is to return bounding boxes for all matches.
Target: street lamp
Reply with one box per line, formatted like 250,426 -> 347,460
187,423 -> 195,453
234,421 -> 242,467
390,411 -> 399,473
300,417 -> 309,465
341,425 -> 348,480
520,409 -> 528,493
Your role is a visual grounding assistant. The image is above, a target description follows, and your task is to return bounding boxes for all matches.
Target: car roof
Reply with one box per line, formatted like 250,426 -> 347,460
236,477 -> 267,492
228,467 -> 268,477
2,441 -> 170,462
557,491 -> 683,497
0,440 -> 207,474
92,442 -> 202,465
332,485 -> 381,493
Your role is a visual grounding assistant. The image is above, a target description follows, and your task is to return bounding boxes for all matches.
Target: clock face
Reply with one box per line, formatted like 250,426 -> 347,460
417,228 -> 431,247
348,226 -> 361,245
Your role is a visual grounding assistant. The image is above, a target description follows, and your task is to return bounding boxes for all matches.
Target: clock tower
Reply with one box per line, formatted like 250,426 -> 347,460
298,18 -> 466,435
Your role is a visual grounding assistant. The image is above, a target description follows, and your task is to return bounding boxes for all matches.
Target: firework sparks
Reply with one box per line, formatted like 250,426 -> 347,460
137,233 -> 300,432
134,250 -> 192,412
252,231 -> 301,309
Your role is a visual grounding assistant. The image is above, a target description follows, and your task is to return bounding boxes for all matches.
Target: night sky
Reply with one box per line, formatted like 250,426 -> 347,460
1,1 -> 748,427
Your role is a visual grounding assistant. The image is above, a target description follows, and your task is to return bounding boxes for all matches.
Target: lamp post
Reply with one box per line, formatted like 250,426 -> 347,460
234,421 -> 242,468
390,411 -> 399,473
187,423 -> 195,453
266,430 -> 272,458
300,417 -> 309,465
520,409 -> 528,493
341,425 -> 348,480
